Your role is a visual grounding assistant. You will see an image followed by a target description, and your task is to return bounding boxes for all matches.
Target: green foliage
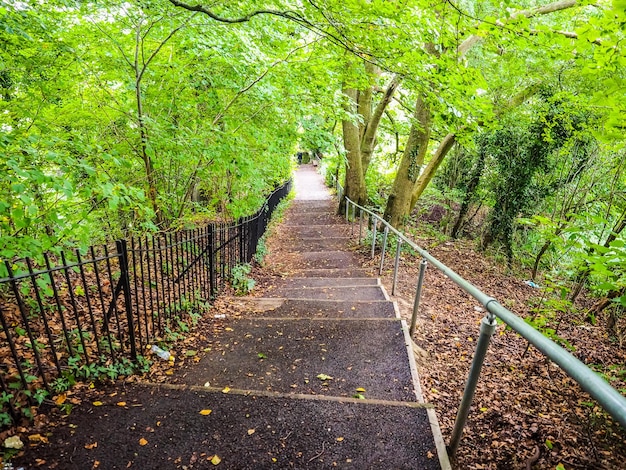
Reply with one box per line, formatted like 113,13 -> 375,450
231,263 -> 255,295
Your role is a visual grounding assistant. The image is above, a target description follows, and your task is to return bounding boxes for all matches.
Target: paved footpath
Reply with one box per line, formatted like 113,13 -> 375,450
15,165 -> 450,469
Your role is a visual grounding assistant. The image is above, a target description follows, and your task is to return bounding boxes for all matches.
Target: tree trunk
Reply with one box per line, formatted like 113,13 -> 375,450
339,65 -> 400,213
383,96 -> 431,227
134,23 -> 162,226
340,87 -> 366,213
410,133 -> 457,208
451,150 -> 487,239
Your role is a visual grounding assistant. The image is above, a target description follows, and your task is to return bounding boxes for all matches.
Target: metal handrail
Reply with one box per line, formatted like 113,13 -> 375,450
342,196 -> 626,458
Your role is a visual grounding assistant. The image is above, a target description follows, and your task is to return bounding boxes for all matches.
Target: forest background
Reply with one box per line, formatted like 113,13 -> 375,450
1,0 -> 626,463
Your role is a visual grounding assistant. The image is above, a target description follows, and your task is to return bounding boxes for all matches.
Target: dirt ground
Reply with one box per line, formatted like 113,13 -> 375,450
355,234 -> 626,470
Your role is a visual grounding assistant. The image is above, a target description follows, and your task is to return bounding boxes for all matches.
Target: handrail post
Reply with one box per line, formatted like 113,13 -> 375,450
358,209 -> 363,245
448,311 -> 497,459
345,199 -> 349,221
370,216 -> 378,259
409,259 -> 428,337
392,238 -> 402,295
379,226 -> 389,275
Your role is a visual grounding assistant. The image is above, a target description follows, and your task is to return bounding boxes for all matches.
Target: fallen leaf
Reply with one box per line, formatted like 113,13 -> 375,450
355,387 -> 366,393
84,442 -> 98,450
222,387 -> 230,393
54,394 -> 67,405
117,402 -> 127,407
316,374 -> 333,381
247,429 -> 255,435
139,438 -> 148,446
28,434 -> 48,444
210,454 -> 221,465
336,437 -> 344,442
225,327 -> 234,331
199,409 -> 212,415
92,401 -> 103,406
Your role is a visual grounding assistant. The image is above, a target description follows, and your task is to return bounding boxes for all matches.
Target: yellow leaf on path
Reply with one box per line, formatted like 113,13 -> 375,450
210,455 -> 221,465
54,394 -> 67,405
355,387 -> 366,393
139,438 -> 148,446
225,327 -> 233,331
247,429 -> 255,435
222,387 -> 230,393
84,442 -> 98,449
117,402 -> 127,407
336,437 -> 344,442
28,434 -> 48,444
199,409 -> 212,415
92,401 -> 103,406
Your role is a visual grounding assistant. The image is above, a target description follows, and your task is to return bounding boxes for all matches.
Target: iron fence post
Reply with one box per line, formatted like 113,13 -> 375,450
379,226 -> 389,275
116,239 -> 137,361
409,259 -> 428,337
392,238 -> 402,296
448,311 -> 497,459
208,224 -> 216,298
345,199 -> 349,221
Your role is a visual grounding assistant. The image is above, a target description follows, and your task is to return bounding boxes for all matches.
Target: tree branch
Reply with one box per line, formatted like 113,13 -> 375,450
456,0 -> 582,57
212,39 -> 320,125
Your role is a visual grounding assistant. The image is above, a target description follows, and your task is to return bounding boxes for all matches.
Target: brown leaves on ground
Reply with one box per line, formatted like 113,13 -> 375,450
364,236 -> 626,469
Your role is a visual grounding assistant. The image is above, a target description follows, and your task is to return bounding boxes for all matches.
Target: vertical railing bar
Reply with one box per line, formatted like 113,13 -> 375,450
409,259 -> 428,337
448,312 -> 497,458
0,303 -> 30,395
358,208 -> 363,245
26,258 -> 63,374
173,231 -> 183,317
59,251 -> 90,366
90,246 -> 116,361
116,240 -> 137,361
103,245 -> 125,355
130,238 -> 144,351
153,235 -> 164,335
392,239 -> 402,296
163,233 -> 173,321
379,226 -> 389,276
208,224 -> 216,298
154,234 -> 165,334
4,262 -> 48,392
371,216 -> 378,259
76,250 -> 102,358
139,237 -> 152,342
43,253 -> 75,359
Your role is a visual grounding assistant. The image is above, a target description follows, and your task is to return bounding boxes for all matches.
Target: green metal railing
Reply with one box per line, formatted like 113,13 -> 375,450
334,181 -> 626,459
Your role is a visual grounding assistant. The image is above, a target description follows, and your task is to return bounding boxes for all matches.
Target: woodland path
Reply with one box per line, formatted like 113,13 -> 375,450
15,165 -> 449,469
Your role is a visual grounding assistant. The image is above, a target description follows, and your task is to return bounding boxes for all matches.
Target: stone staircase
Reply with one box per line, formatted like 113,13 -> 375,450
14,165 -> 449,469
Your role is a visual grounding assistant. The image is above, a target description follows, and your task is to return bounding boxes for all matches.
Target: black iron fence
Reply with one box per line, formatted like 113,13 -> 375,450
0,180 -> 291,424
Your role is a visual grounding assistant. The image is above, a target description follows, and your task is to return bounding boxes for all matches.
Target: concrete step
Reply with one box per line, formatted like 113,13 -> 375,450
281,237 -> 353,252
288,268 -> 373,278
265,285 -> 387,301
283,213 -> 346,226
230,298 -> 398,319
20,384 -> 439,469
283,225 -> 351,238
289,200 -> 337,211
175,318 -> 417,402
268,277 -> 379,289
271,251 -> 364,270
